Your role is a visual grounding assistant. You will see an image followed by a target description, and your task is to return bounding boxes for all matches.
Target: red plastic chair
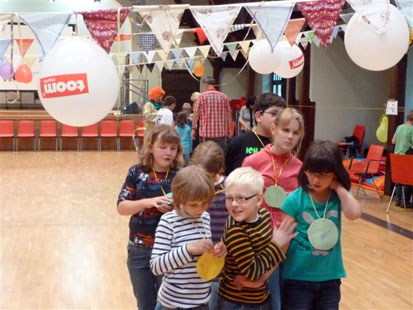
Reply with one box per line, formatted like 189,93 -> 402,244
347,144 -> 384,199
136,119 -> 145,138
16,120 -> 36,151
386,153 -> 413,213
0,120 -> 15,151
118,120 -> 135,151
60,124 -> 79,151
100,120 -> 117,150
38,120 -> 57,150
81,123 -> 99,151
336,124 -> 366,158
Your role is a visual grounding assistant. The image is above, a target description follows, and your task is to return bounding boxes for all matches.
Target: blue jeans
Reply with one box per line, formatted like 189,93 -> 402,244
216,295 -> 272,310
208,280 -> 219,310
127,244 -> 162,310
268,267 -> 281,310
281,279 -> 341,310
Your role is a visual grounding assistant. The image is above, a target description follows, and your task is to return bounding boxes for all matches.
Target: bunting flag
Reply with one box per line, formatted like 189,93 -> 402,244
192,27 -> 208,44
190,5 -> 241,56
226,42 -> 238,53
230,49 -> 240,61
145,50 -> 156,63
157,49 -> 168,61
284,18 -> 306,46
297,0 -> 346,48
252,24 -> 266,40
174,29 -> 184,47
347,0 -> 391,33
130,51 -> 143,64
170,48 -> 181,60
239,40 -> 251,57
340,13 -> 354,24
0,39 -> 11,61
25,56 -> 37,68
220,51 -> 228,62
156,61 -> 165,72
78,8 -> 130,53
137,33 -> 156,53
19,13 -> 72,58
198,45 -> 210,58
188,58 -> 196,71
165,59 -> 174,70
245,2 -> 295,51
146,63 -> 155,72
135,5 -> 187,53
136,64 -> 144,73
15,38 -> 34,57
0,14 -> 14,33
395,0 -> 413,27
184,46 -> 198,58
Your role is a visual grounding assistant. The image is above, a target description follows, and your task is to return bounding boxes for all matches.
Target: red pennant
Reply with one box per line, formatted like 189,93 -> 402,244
284,19 -> 306,46
297,0 -> 345,48
14,38 -> 34,57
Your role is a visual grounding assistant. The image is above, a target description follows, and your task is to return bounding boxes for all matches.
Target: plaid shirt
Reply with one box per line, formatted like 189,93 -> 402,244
194,88 -> 230,138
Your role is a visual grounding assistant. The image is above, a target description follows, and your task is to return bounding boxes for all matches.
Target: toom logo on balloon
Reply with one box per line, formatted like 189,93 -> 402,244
40,73 -> 89,99
289,54 -> 304,70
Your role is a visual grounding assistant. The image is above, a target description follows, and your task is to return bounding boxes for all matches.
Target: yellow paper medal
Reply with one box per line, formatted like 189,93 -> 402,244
196,253 -> 225,281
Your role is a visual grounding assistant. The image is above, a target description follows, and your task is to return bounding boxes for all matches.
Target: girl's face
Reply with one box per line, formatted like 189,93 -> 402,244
151,139 -> 178,171
305,171 -> 335,193
272,119 -> 301,154
182,200 -> 210,218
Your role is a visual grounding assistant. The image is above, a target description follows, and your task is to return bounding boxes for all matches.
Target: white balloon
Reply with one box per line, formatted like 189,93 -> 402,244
344,4 -> 409,71
248,40 -> 281,74
38,37 -> 119,127
273,41 -> 304,79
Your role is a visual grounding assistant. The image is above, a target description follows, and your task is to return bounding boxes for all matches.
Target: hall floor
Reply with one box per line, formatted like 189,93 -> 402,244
1,151 -> 412,310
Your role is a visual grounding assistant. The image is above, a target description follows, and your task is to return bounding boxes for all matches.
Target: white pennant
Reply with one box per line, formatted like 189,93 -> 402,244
245,2 -> 295,52
184,46 -> 198,58
239,41 -> 251,55
230,49 -> 240,61
157,49 -> 168,61
135,5 -> 188,53
190,5 -> 241,56
0,14 -> 14,33
347,0 -> 391,33
395,0 -> 413,27
165,59 -> 174,70
144,50 -> 156,63
156,61 -> 165,72
174,29 -> 184,47
198,45 -> 210,58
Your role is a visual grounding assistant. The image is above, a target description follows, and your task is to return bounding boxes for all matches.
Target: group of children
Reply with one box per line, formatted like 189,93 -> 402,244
118,98 -> 362,310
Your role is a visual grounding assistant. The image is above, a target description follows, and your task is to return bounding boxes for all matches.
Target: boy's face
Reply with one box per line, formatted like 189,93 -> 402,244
225,184 -> 263,222
182,200 -> 210,218
255,106 -> 283,137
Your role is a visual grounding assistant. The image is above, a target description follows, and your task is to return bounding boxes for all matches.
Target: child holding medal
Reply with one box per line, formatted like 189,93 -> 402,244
150,166 -> 227,310
117,125 -> 183,310
281,140 -> 361,310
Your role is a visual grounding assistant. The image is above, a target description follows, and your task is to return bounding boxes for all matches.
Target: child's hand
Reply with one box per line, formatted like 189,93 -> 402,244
187,239 -> 214,256
272,217 -> 298,248
147,196 -> 173,213
233,275 -> 264,290
212,241 -> 227,258
329,178 -> 340,191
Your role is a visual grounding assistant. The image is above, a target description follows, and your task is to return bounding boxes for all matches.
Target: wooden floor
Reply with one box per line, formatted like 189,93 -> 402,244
1,151 -> 412,310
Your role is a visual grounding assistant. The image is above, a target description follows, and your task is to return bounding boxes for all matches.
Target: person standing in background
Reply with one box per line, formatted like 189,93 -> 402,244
239,96 -> 256,133
143,87 -> 165,140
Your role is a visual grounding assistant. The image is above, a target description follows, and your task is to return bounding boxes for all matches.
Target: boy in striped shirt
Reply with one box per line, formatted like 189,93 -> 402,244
216,167 -> 297,310
150,166 -> 226,310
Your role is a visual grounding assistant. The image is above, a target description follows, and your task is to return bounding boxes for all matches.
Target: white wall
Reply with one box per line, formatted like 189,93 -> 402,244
310,38 -> 392,149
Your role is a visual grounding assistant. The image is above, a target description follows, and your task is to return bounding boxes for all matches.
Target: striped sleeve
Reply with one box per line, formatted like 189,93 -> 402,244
150,215 -> 193,276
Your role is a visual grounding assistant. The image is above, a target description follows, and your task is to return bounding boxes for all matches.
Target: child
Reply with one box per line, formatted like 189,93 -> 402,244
242,107 -> 305,310
117,125 -> 184,310
156,95 -> 176,126
175,112 -> 193,166
150,166 -> 226,310
217,167 -> 297,310
281,140 -> 362,310
191,141 -> 228,310
225,93 -> 286,175
238,95 -> 256,133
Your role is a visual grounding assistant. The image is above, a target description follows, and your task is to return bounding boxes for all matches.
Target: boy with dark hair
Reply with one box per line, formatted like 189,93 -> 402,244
156,95 -> 176,126
225,93 -> 286,175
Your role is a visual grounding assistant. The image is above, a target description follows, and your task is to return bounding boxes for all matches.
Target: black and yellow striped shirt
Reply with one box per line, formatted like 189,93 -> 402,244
218,208 -> 286,304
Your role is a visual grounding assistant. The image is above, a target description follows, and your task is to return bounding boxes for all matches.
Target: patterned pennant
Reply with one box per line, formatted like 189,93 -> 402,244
15,38 -> 34,57
284,18 -> 306,46
245,2 -> 295,51
135,5 -> 187,53
137,33 -> 156,53
297,0 -> 346,48
78,8 -> 130,53
347,0 -> 391,33
198,45 -> 210,58
395,0 -> 413,27
0,39 -> 11,61
190,5 -> 241,56
20,13 -> 72,58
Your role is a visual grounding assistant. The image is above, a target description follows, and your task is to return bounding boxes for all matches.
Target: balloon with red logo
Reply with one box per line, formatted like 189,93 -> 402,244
37,37 -> 119,127
272,41 -> 304,79
15,64 -> 33,83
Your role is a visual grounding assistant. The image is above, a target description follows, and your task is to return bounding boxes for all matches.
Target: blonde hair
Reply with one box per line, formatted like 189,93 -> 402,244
142,125 -> 184,168
191,141 -> 224,176
191,92 -> 200,103
182,102 -> 192,112
225,167 -> 264,194
273,107 -> 305,155
172,166 -> 215,216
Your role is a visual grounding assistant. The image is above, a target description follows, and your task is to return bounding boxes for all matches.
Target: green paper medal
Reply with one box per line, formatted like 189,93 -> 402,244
264,151 -> 289,208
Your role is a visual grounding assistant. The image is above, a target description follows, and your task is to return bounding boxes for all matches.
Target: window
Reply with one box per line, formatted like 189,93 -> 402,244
272,74 -> 286,98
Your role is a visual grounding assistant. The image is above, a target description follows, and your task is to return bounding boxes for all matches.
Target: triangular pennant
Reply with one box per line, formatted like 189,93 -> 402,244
25,56 -> 37,68
245,2 -> 295,52
174,29 -> 184,47
239,41 -> 251,55
170,48 -> 181,60
340,13 -> 355,24
198,45 -> 210,58
19,13 -> 72,58
184,46 -> 198,58
136,64 -> 144,73
115,53 -> 127,66
15,38 -> 34,57
332,25 -> 340,39
301,36 -> 309,49
130,51 -> 143,64
395,0 -> 413,27
165,59 -> 174,70
230,49 -> 240,61
220,51 -> 229,62
145,50 -> 156,63
226,42 -> 238,53
146,63 -> 155,72
155,61 -> 165,72
0,14 -> 14,33
339,24 -> 347,32
77,8 -> 130,53
135,5 -> 187,53
190,5 -> 241,56
347,0 -> 391,33
137,33 -> 156,53
188,58 -> 196,72
297,0 -> 346,48
176,59 -> 185,69
284,18 -> 306,46
0,39 -> 11,61
304,31 -> 315,43
156,49 -> 168,62
195,27 -> 207,44
252,24 -> 265,40
295,32 -> 304,45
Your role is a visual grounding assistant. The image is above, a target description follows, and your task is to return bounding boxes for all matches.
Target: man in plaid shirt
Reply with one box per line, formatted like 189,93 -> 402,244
191,76 -> 233,150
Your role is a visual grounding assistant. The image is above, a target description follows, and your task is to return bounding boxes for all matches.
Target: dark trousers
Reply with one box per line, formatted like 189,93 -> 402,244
201,137 -> 227,150
282,279 -> 341,310
396,184 -> 412,204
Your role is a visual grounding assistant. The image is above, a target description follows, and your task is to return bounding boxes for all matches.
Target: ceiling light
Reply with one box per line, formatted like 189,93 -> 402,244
94,0 -> 101,2
48,0 -> 55,2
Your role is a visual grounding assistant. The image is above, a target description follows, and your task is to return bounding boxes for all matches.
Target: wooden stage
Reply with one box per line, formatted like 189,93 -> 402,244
1,151 -> 412,310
